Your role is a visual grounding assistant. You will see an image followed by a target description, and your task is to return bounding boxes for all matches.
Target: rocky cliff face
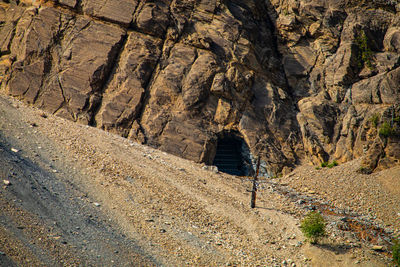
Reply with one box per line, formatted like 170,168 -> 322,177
1,0 -> 399,175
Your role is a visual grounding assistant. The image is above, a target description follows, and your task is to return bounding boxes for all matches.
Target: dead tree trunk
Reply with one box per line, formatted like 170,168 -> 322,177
250,156 -> 261,208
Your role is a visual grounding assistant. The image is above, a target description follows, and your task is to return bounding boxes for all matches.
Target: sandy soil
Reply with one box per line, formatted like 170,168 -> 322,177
0,94 -> 397,266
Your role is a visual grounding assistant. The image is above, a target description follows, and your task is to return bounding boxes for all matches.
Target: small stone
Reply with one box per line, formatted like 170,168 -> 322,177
371,245 -> 383,251
282,260 -> 287,265
94,202 -> 100,207
11,148 -> 19,153
3,180 -> 11,186
0,251 -> 5,255
160,229 -> 166,233
211,166 -> 219,173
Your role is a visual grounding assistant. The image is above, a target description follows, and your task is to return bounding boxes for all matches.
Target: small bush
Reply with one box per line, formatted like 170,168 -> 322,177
327,161 -> 338,168
370,113 -> 380,128
320,161 -> 338,168
393,239 -> 400,266
379,122 -> 395,137
356,30 -> 373,69
300,211 -> 326,244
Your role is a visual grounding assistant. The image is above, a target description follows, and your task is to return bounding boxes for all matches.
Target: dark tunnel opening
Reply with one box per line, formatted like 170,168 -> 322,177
212,133 -> 254,176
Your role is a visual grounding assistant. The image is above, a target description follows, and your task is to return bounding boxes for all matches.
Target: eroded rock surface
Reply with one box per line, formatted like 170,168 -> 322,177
1,0 -> 399,174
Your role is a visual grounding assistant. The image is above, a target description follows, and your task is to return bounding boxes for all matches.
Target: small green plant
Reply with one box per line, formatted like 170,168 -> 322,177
327,160 -> 338,168
320,161 -> 338,168
379,122 -> 395,137
356,30 -> 373,69
393,239 -> 400,267
300,211 -> 326,244
370,113 -> 380,128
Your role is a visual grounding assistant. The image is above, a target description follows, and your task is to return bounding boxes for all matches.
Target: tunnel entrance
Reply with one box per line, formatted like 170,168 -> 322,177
212,133 -> 254,176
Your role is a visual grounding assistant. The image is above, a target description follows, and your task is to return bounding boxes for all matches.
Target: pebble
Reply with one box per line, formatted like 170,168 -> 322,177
0,251 -> 5,255
3,180 -> 11,186
11,148 -> 19,153
94,202 -> 100,207
371,245 -> 383,251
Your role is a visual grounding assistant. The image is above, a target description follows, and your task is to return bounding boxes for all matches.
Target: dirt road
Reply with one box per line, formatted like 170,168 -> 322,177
0,94 -> 395,266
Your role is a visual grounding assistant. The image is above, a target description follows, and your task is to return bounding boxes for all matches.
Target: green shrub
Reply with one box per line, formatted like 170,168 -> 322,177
300,211 -> 326,244
393,239 -> 400,267
370,113 -> 380,128
327,161 -> 338,168
321,162 -> 328,168
356,30 -> 373,69
321,161 -> 338,168
379,122 -> 394,137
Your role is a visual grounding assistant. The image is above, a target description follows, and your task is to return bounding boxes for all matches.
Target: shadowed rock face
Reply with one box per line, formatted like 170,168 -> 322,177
1,0 -> 399,174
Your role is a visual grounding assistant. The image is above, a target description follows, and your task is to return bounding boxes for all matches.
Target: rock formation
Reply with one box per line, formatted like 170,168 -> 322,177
1,0 -> 399,175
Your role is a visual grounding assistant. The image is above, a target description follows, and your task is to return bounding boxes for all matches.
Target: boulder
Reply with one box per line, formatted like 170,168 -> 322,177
96,32 -> 162,135
81,0 -> 137,26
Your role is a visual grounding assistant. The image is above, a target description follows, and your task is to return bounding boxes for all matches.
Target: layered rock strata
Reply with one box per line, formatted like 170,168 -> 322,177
1,0 -> 399,174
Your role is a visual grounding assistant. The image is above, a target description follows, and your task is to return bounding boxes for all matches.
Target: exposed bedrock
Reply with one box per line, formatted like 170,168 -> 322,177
1,0 -> 399,174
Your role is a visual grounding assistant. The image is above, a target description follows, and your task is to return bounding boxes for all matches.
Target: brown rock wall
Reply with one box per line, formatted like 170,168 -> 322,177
0,0 -> 399,174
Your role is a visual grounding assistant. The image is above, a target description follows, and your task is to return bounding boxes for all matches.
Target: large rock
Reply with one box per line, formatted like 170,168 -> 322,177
352,67 -> 400,104
81,0 -> 137,26
1,0 -> 399,174
5,6 -> 125,123
95,32 -> 162,136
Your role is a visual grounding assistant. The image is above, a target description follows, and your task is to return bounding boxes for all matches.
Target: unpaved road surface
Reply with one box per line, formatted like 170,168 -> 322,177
0,94 -> 396,266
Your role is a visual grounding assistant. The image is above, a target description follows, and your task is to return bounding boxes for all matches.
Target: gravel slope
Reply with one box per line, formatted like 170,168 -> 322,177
0,94 -> 396,266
